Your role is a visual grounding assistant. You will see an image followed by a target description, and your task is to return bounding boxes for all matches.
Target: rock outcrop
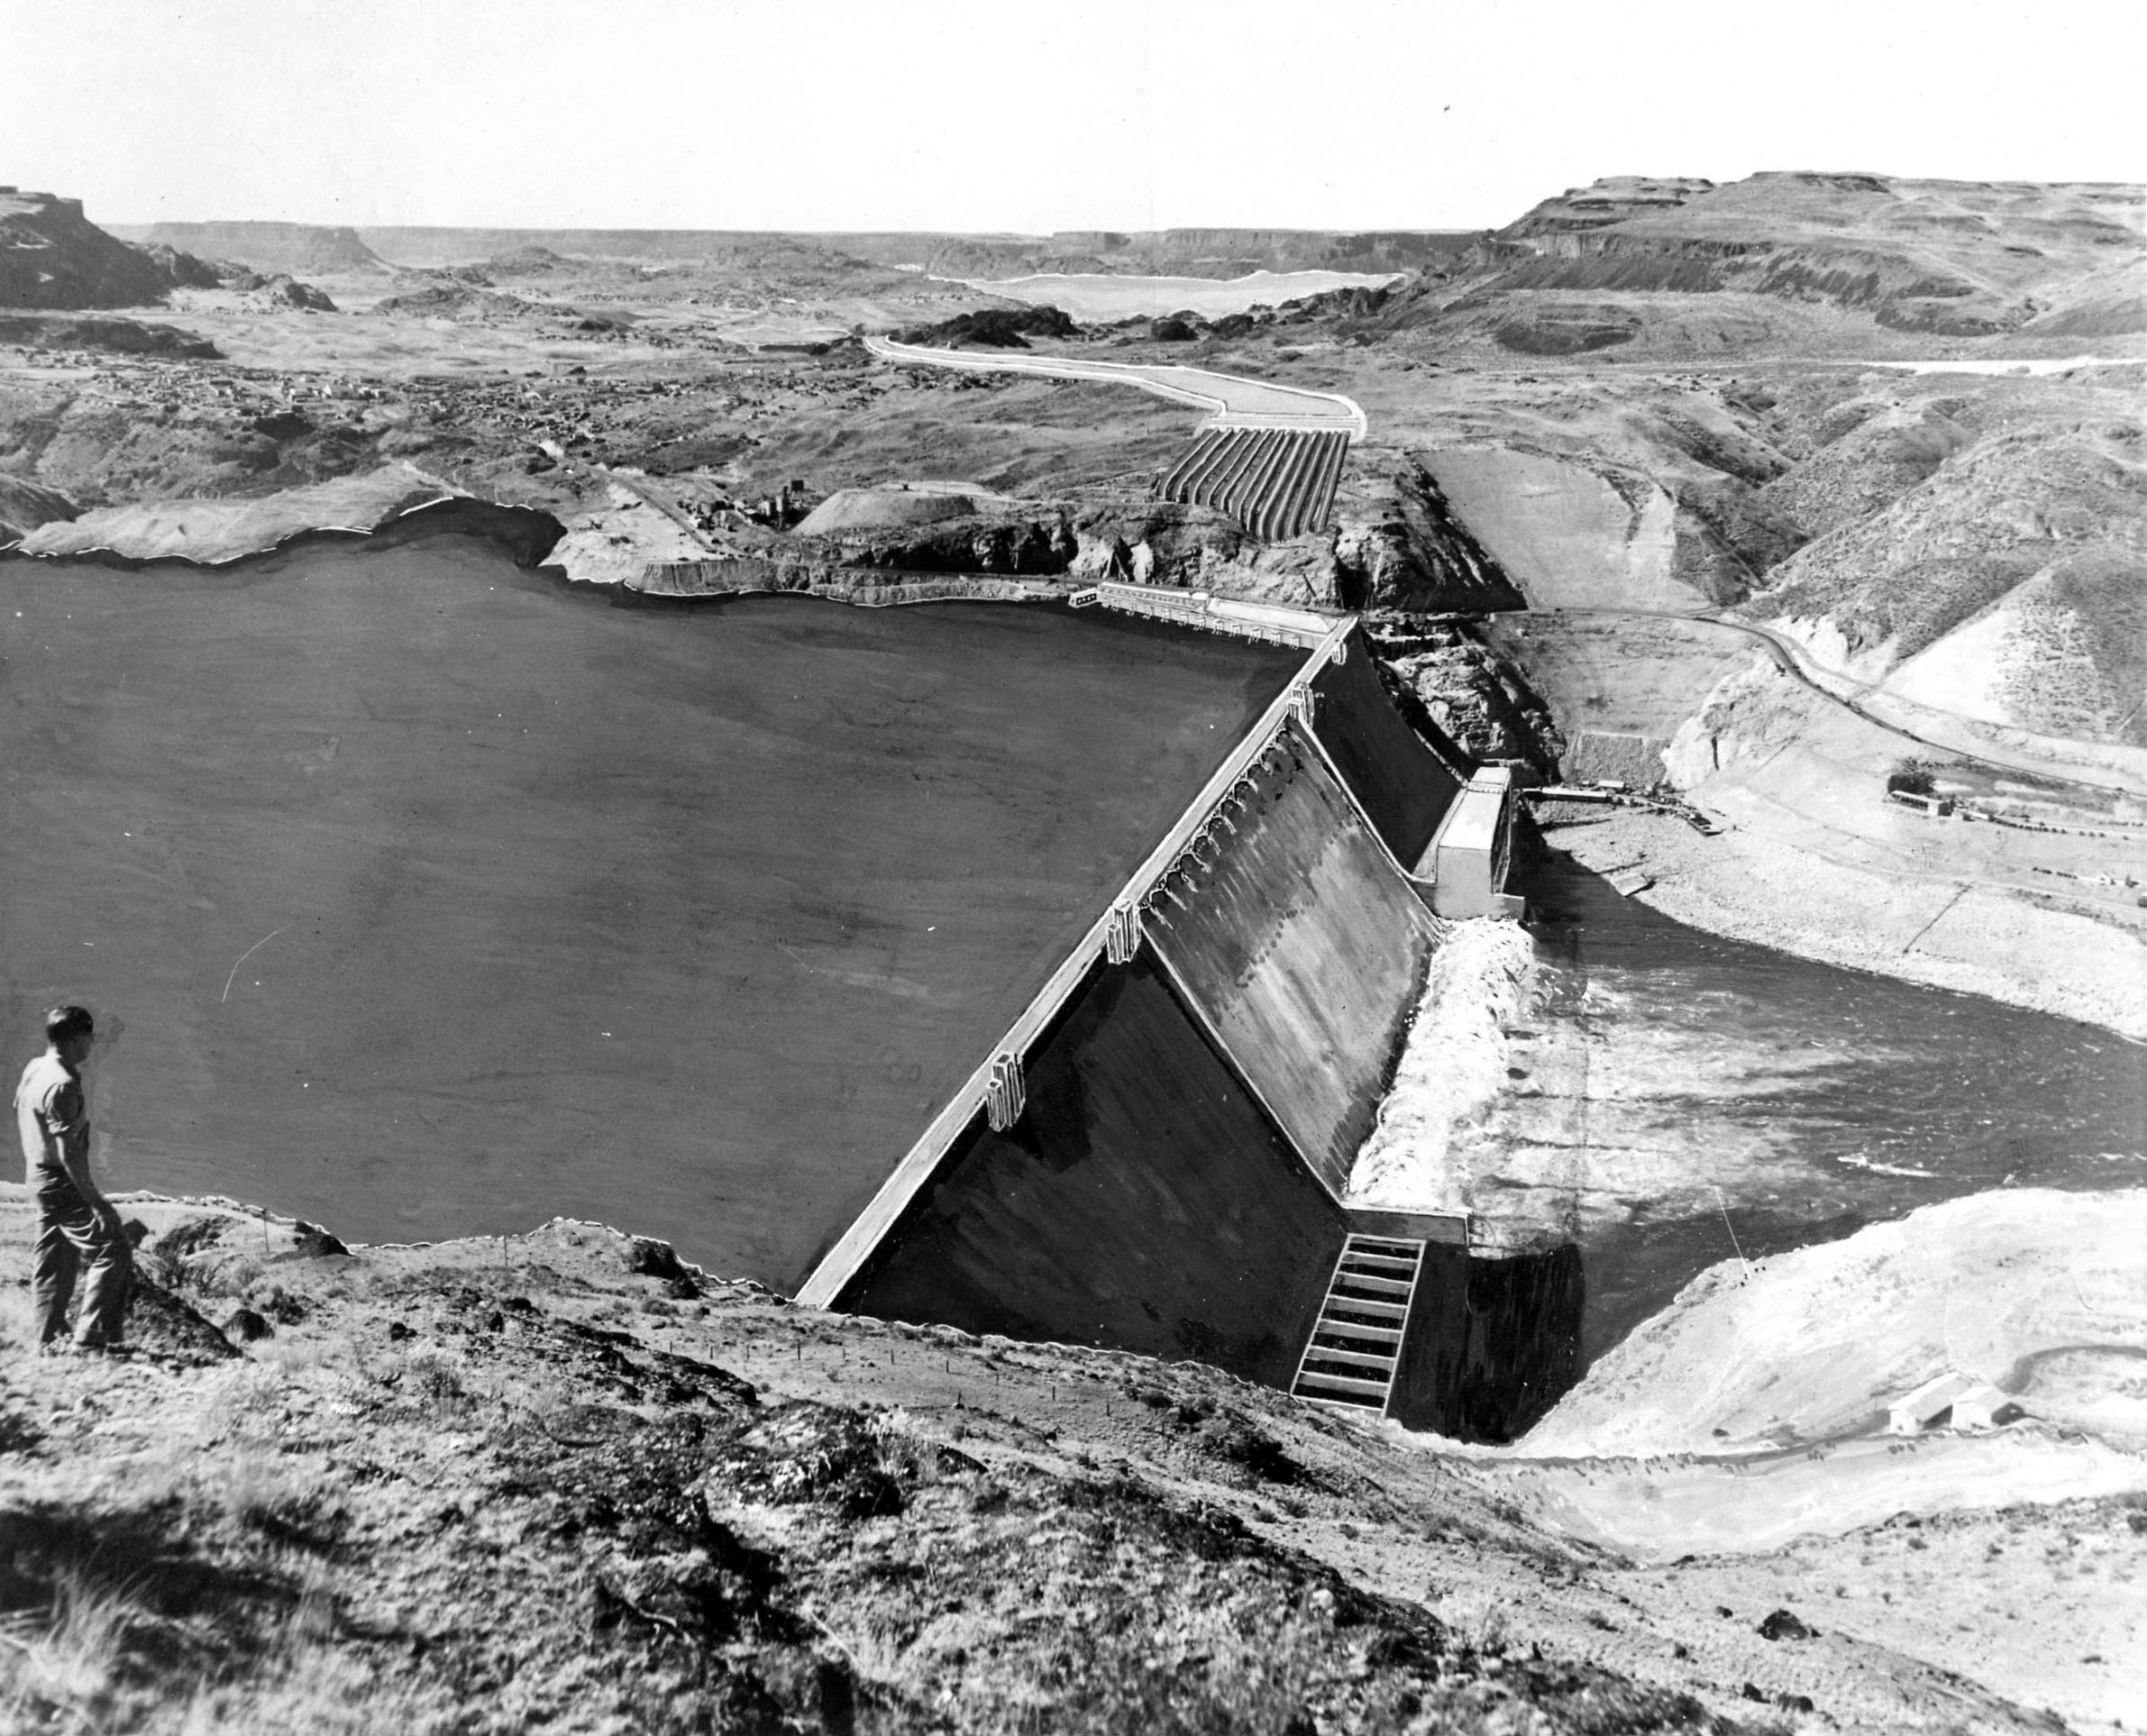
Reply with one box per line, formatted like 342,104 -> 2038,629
0,187 -> 179,308
1367,617 -> 1559,772
128,240 -> 222,291
0,311 -> 220,357
895,306 -> 1079,348
0,473 -> 78,544
244,272 -> 337,312
1336,461 -> 1529,612
1368,171 -> 2147,345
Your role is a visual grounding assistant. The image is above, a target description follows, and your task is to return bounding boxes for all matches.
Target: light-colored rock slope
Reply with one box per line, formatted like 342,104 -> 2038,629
1521,1188 -> 2147,1457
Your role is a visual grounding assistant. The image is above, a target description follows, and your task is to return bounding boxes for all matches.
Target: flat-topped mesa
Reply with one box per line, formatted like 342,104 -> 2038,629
116,219 -> 388,277
1504,177 -> 1718,234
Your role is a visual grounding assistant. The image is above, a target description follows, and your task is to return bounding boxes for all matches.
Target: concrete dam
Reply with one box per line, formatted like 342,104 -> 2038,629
799,589 -> 1542,1432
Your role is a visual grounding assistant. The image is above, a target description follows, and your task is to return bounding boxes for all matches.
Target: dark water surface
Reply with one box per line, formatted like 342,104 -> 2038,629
1520,850 -> 2147,1359
0,534 -> 1300,1286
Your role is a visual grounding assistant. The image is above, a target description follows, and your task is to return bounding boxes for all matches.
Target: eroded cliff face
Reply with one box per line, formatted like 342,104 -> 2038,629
1366,617 -> 1559,774
1371,171 -> 2147,348
0,188 -> 206,310
1330,460 -> 1529,613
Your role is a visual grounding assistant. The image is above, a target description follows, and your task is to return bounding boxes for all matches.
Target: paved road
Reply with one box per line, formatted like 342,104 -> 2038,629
1504,607 -> 2147,799
864,335 -> 1367,441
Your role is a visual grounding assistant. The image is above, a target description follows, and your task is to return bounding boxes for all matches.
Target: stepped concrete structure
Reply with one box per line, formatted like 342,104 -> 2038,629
1155,427 -> 1350,541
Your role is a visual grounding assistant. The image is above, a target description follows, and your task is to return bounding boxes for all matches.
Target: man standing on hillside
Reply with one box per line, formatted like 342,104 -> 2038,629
16,1006 -> 130,1352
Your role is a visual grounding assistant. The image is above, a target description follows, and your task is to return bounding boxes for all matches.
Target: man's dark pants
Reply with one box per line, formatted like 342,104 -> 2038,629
32,1171 -> 130,1348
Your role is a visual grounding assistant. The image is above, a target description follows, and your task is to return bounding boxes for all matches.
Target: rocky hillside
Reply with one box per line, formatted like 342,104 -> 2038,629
1738,370 -> 2147,744
0,187 -> 211,309
874,228 -> 1481,282
1,1195 -> 2128,1734
1362,171 -> 2145,352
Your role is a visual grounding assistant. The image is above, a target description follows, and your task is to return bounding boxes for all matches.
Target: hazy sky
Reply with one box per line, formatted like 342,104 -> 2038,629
7,0 -> 2141,233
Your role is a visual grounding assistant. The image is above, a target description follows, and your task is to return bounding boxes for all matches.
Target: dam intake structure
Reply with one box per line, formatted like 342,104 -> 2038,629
1154,426 -> 1351,542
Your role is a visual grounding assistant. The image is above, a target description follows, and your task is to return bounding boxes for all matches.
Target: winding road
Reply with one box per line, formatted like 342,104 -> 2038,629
863,335 -> 1367,440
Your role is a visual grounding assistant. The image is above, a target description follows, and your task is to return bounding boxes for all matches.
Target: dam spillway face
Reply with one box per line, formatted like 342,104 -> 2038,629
1143,733 -> 1438,1195
836,613 -> 1490,1424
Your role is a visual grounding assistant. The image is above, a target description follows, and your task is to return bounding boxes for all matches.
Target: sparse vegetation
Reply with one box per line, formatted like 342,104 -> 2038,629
1886,757 -> 1941,796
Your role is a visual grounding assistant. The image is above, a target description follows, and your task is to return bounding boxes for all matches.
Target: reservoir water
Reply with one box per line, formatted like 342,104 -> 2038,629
0,530 -> 1299,1287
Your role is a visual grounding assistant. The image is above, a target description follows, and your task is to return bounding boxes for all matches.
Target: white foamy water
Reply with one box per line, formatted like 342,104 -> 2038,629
1347,919 -> 1534,1214
955,269 -> 1402,322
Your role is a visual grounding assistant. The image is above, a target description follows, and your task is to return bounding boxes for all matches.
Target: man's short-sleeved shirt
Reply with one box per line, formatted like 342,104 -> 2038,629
15,1055 -> 87,1182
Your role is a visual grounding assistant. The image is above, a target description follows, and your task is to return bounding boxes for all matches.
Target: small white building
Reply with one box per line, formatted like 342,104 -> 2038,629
1888,1370 -> 2022,1434
1419,765 -> 1521,919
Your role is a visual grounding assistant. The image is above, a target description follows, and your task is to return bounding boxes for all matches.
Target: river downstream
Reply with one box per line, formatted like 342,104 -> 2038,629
1486,849 -> 2147,1358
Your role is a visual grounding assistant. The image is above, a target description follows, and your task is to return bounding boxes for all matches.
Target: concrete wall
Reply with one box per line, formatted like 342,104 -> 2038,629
1311,637 -> 1461,867
1427,768 -> 1517,918
1390,1244 -> 1585,1441
844,955 -> 1345,1385
1148,725 -> 1441,1195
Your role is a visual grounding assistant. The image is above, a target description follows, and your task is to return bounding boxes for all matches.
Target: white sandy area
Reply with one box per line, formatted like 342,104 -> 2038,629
1345,920 -> 1533,1215
1883,592 -> 2031,726
11,465 -> 446,563
1512,1428 -> 2147,1561
545,480 -> 709,586
1520,1188 -> 2147,1459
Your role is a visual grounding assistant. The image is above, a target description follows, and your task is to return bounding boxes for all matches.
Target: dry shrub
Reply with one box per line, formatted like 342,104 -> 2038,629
1433,1590 -> 1512,1656
867,1407 -> 944,1487
196,1362 -> 289,1444
219,1456 -> 330,1538
0,1562 -> 141,1722
397,1348 -> 469,1418
175,1642 -> 456,1735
